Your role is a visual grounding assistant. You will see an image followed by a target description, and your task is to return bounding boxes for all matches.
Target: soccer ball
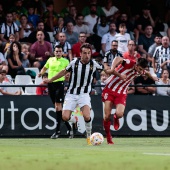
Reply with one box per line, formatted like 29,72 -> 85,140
90,132 -> 104,146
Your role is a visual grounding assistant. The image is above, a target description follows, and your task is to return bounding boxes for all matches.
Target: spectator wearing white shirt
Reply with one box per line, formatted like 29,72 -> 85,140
102,0 -> 119,22
84,4 -> 100,34
101,22 -> 117,54
73,14 -> 90,37
115,23 -> 131,54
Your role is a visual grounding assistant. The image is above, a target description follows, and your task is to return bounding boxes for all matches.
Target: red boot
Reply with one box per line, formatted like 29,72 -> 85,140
103,120 -> 114,144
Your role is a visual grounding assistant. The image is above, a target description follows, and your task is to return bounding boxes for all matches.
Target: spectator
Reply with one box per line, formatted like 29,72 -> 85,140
134,66 -> 156,95
153,36 -> 170,78
82,0 -> 105,17
30,31 -> 52,69
102,0 -> 119,22
127,81 -> 135,94
103,40 -> 122,68
148,33 -> 162,58
123,40 -> 140,62
12,11 -> 21,27
55,32 -> 72,61
60,0 -> 74,18
93,15 -> 109,38
84,4 -> 99,34
115,23 -> 131,54
101,22 -> 117,54
155,69 -> 170,96
36,72 -> 48,95
0,70 -> 21,95
0,3 -> 5,25
65,22 -> 78,47
136,5 -> 155,34
0,52 -> 7,71
42,1 -> 58,32
27,6 -> 40,29
10,0 -> 28,20
53,16 -> 66,41
64,5 -> 77,26
138,25 -> 155,65
6,41 -> 26,78
19,14 -> 34,42
4,34 -> 16,54
21,44 -> 30,68
95,71 -> 109,95
28,21 -> 50,44
0,12 -> 19,43
72,32 -> 87,58
73,14 -> 90,36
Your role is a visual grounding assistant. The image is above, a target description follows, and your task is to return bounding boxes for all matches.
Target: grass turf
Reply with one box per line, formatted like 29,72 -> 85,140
0,138 -> 170,170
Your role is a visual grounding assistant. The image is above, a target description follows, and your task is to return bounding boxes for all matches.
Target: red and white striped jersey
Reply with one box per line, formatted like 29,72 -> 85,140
104,59 -> 143,94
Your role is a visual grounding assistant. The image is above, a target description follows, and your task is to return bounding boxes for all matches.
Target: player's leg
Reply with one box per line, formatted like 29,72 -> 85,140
79,94 -> 92,145
113,94 -> 126,130
113,104 -> 125,130
48,82 -> 61,139
103,101 -> 114,144
62,94 -> 78,138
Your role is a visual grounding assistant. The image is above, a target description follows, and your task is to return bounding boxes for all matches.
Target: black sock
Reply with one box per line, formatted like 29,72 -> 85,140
64,121 -> 71,131
56,111 -> 62,133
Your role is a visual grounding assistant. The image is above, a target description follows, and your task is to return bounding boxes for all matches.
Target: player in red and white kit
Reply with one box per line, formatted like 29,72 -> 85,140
102,57 -> 157,144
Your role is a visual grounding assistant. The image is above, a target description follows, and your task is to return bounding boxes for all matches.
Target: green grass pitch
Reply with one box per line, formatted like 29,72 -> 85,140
0,138 -> 170,170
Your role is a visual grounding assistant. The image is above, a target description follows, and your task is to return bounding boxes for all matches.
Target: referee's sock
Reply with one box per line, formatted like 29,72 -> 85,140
56,111 -> 62,133
85,118 -> 92,138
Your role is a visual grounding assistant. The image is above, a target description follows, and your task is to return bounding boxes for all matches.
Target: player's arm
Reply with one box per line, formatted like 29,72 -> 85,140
104,57 -> 123,76
47,69 -> 68,83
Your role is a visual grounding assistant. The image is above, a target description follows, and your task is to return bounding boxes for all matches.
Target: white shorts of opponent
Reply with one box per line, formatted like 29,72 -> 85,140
63,93 -> 91,111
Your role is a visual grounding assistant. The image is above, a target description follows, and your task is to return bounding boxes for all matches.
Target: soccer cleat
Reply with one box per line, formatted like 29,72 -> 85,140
106,135 -> 114,145
86,137 -> 92,145
51,131 -> 60,139
113,114 -> 120,130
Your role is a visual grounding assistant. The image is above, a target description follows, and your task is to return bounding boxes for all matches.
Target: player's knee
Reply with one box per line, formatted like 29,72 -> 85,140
84,115 -> 91,122
62,114 -> 70,121
104,114 -> 111,121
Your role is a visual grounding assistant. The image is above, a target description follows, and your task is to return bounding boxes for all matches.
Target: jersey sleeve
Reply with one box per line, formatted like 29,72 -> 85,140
93,60 -> 103,70
65,60 -> 74,72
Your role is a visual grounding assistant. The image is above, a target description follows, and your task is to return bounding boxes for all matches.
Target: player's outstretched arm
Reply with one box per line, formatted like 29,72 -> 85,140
50,69 -> 67,83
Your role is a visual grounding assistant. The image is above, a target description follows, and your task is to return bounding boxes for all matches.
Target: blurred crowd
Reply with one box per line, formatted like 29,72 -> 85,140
0,0 -> 170,96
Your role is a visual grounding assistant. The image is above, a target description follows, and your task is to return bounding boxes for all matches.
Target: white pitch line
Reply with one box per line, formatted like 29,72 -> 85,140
143,153 -> 170,156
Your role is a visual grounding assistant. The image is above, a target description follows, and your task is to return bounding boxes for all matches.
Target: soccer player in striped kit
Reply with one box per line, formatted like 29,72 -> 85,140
45,43 -> 103,145
102,57 -> 158,144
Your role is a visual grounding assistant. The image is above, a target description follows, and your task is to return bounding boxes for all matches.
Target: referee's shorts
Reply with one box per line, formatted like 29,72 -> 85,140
48,81 -> 64,104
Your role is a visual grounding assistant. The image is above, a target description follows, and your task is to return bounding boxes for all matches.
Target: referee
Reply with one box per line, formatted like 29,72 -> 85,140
38,45 -> 72,139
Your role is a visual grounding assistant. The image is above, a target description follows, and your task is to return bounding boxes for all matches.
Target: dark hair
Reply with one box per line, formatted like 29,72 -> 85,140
144,24 -> 153,30
20,14 -> 28,20
55,45 -> 63,50
112,40 -> 118,43
76,13 -> 84,20
161,69 -> 169,75
80,43 -> 92,52
42,73 -> 48,78
136,58 -> 148,68
109,22 -> 116,26
37,20 -> 44,26
119,23 -> 126,28
10,41 -> 22,57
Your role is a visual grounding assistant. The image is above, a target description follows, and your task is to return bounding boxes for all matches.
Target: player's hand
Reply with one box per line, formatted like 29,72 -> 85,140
120,74 -> 126,81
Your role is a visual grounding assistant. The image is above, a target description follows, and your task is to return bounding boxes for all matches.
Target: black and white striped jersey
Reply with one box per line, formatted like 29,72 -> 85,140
153,45 -> 170,73
55,41 -> 71,54
0,22 -> 19,40
103,50 -> 123,66
66,58 -> 103,94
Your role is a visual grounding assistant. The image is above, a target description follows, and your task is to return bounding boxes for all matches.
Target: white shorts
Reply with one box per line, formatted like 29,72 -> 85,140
63,93 -> 91,111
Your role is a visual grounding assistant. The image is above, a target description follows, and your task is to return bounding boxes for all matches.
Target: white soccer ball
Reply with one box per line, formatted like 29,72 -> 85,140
90,132 -> 104,146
